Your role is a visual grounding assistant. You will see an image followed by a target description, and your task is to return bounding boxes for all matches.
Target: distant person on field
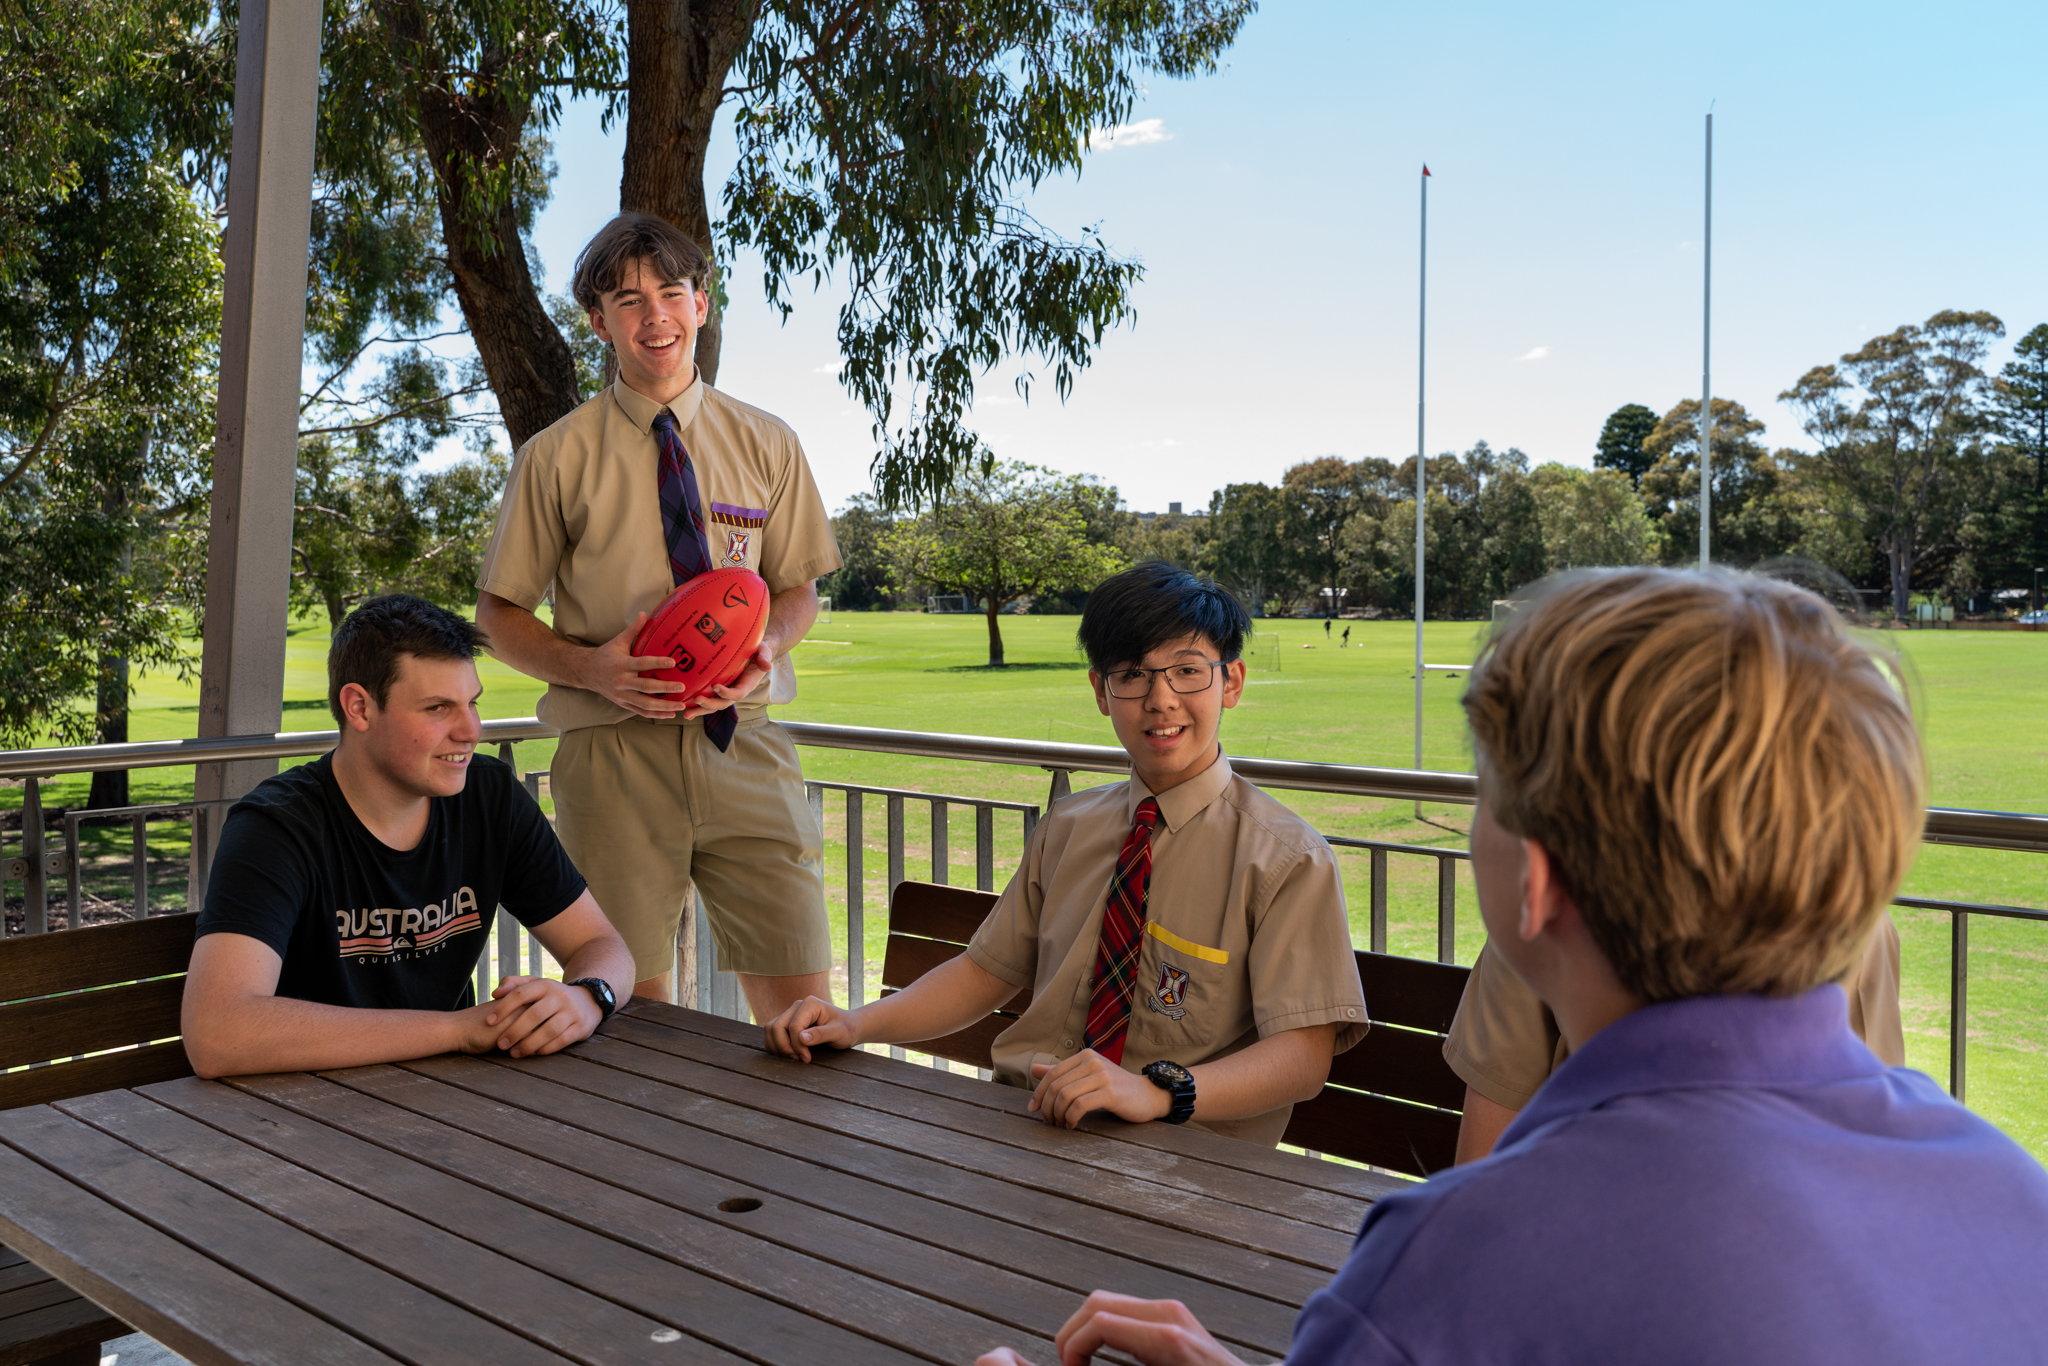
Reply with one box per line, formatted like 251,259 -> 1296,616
975,567 -> 2048,1366
182,596 -> 634,1078
1341,624 -> 1350,648
1324,616 -> 1331,639
765,562 -> 1367,1142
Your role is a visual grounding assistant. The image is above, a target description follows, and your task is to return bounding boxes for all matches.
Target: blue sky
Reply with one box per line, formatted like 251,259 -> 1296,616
499,0 -> 2048,514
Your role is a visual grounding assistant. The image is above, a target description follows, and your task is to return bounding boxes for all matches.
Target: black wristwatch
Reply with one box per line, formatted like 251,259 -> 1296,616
1142,1060 -> 1197,1125
568,977 -> 616,1022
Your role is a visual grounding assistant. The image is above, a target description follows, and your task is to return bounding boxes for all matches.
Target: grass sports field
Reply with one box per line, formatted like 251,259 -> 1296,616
7,610 -> 2047,1159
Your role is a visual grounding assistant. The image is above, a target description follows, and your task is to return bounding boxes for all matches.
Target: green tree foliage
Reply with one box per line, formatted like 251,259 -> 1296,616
1205,482 -> 1287,615
0,1 -> 223,751
1639,398 -> 1807,568
1781,310 -> 2006,617
882,462 -> 1125,665
1593,402 -> 1658,487
1531,464 -> 1654,570
819,494 -> 897,610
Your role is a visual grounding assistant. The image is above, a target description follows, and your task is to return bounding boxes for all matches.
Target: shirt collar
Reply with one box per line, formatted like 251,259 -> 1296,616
1498,984 -> 1888,1152
608,370 -> 706,435
1128,747 -> 1235,834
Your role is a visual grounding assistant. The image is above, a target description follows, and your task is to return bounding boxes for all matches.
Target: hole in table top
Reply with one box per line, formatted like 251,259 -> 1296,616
718,1197 -> 763,1213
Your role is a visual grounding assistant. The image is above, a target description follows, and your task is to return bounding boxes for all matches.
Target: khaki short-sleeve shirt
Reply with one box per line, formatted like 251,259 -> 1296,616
1444,912 -> 1908,1110
476,376 -> 842,733
965,751 -> 1369,1147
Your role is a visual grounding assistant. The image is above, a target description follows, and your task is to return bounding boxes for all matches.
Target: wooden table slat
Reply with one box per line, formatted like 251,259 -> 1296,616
365,1055 -> 1298,1356
615,1009 -> 1374,1234
133,1078 -> 897,1366
456,1042 -> 1331,1307
587,1022 -> 1356,1270
635,1002 -> 1405,1204
0,1124 -> 401,1366
34,1094 -> 589,1366
210,1066 -> 1058,1365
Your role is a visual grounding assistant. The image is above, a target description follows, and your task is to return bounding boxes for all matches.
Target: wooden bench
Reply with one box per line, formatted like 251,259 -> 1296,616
0,912 -> 197,1366
879,881 -> 1471,1177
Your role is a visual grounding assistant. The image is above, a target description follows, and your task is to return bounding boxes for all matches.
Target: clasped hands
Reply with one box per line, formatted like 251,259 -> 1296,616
456,974 -> 602,1059
978,1291 -> 1244,1366
763,996 -> 1172,1127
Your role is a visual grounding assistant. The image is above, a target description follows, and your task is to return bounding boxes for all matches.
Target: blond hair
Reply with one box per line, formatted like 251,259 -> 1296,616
1463,568 -> 1924,1002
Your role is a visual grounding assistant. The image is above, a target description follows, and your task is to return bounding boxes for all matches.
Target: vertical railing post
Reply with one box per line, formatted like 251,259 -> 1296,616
1950,910 -> 1969,1101
497,906 -> 518,983
887,794 -> 905,899
846,791 -> 864,1007
65,811 -> 83,929
496,740 -> 515,771
1044,767 -> 1072,808
133,814 -> 149,917
976,805 -> 995,891
1436,854 -> 1456,964
1370,847 -> 1388,954
1022,805 -> 1039,848
929,799 -> 948,885
23,776 -> 45,935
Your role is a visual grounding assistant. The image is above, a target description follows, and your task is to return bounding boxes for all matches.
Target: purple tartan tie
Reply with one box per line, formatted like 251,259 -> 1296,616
1083,798 -> 1161,1065
653,410 -> 736,752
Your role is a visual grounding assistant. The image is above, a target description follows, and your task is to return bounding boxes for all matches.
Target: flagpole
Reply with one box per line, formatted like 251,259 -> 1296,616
1698,111 -> 1712,568
1414,163 -> 1428,814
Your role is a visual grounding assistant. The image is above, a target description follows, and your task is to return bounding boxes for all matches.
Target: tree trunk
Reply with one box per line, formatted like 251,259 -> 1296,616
86,652 -> 129,811
622,0 -> 756,386
382,2 -> 582,450
1892,547 -> 1912,620
985,598 -> 1005,667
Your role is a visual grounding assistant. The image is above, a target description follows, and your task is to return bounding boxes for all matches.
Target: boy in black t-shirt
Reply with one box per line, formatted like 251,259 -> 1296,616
181,596 -> 635,1078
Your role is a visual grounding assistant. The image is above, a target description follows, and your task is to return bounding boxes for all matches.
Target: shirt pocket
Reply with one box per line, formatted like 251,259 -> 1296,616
1134,924 -> 1237,1048
707,502 -> 768,573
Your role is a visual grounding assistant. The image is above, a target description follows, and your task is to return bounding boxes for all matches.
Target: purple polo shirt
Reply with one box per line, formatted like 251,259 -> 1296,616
1289,986 -> 2048,1364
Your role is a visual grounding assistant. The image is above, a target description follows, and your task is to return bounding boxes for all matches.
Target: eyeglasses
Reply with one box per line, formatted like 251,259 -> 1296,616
1101,661 -> 1226,699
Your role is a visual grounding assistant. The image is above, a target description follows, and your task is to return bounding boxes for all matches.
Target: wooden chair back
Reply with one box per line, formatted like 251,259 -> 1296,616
879,882 -> 1016,1069
0,913 -> 198,1112
1281,950 -> 1471,1177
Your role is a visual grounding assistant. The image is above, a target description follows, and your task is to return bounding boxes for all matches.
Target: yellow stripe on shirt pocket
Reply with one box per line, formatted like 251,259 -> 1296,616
1146,922 -> 1229,964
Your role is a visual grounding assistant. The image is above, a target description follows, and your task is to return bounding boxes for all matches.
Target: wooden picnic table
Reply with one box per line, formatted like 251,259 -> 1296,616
0,1000 -> 1404,1366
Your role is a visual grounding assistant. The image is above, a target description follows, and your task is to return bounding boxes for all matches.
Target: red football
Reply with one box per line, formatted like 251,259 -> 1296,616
633,568 -> 771,705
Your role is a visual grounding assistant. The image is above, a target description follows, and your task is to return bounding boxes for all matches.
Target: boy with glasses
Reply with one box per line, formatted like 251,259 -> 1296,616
765,562 -> 1367,1142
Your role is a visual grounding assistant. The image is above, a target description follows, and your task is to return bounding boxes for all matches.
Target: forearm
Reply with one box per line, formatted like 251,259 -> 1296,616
556,933 -> 638,1007
846,954 -> 1020,1046
476,591 -> 591,689
184,994 -> 466,1079
762,581 -> 819,658
1453,1086 -> 1520,1163
1185,1025 -> 1338,1124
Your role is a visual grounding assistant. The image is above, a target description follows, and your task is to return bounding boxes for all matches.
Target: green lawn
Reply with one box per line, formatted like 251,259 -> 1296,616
6,610 -> 2046,1159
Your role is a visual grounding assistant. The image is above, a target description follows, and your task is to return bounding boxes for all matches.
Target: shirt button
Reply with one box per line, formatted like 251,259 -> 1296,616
1346,1008 -> 1359,1018
1063,1038 -> 1075,1050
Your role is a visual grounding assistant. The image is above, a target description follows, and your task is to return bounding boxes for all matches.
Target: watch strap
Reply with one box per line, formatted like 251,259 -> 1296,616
568,977 -> 616,1022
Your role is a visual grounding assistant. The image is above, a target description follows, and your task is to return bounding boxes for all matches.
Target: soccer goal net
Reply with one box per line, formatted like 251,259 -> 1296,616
818,595 -> 832,623
926,594 -> 971,614
1250,631 -> 1280,672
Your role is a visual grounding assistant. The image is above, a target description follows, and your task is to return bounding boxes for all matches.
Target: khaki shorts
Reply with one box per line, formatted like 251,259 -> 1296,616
550,714 -> 830,982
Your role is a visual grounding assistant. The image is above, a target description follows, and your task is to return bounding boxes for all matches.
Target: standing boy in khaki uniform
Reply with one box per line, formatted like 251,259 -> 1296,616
765,563 -> 1368,1145
1445,920 -> 1907,1161
476,214 -> 841,1020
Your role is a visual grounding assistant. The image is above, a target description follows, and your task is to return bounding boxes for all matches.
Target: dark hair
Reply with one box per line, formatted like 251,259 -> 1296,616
328,595 -> 487,723
571,212 -> 711,310
1077,562 -> 1251,672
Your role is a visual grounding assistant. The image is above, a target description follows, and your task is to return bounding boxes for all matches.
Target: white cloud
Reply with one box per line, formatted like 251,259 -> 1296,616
1515,346 -> 1551,363
1088,118 -> 1172,152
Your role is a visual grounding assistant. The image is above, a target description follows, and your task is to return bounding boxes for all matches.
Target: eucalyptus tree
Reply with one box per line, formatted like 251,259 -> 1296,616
1781,310 -> 2005,618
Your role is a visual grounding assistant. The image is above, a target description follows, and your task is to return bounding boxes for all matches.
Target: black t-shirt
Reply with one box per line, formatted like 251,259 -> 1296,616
197,753 -> 587,1011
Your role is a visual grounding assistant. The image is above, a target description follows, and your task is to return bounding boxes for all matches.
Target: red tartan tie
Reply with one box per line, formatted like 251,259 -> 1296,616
1083,797 -> 1161,1065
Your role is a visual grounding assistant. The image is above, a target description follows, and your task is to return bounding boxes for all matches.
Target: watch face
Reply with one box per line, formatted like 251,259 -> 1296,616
1148,1061 -> 1192,1087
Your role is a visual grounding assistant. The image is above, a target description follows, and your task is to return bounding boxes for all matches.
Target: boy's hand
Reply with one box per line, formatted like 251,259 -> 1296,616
580,613 -> 684,720
1029,1050 -> 1171,1128
763,994 -> 861,1062
455,975 -> 602,1058
685,643 -> 772,718
1045,1291 -> 1244,1366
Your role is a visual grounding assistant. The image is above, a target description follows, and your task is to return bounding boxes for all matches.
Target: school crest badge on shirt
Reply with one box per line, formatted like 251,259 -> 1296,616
1146,963 -> 1191,1021
708,501 -> 768,569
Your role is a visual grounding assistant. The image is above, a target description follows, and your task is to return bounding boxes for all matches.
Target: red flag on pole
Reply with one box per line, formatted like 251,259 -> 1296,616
1422,164 -> 1431,176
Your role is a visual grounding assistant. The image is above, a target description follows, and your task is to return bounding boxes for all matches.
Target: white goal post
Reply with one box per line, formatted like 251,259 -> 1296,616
818,595 -> 832,623
926,593 -> 971,614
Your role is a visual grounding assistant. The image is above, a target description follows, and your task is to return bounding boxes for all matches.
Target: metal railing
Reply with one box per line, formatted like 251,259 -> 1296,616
6,718 -> 2047,1100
